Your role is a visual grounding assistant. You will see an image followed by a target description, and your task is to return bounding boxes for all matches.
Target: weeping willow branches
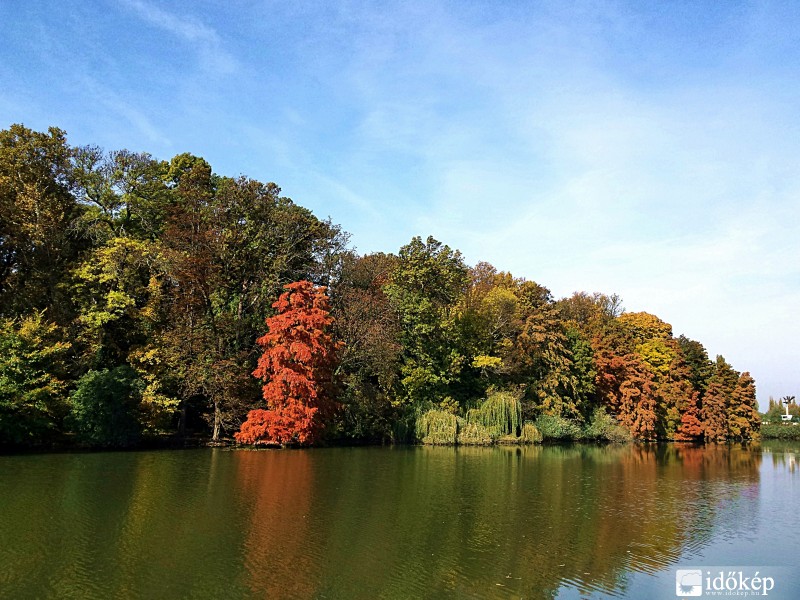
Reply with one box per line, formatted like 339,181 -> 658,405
416,388 -> 540,446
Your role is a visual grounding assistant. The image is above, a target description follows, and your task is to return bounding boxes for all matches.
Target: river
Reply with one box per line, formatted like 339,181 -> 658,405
1,443 -> 798,599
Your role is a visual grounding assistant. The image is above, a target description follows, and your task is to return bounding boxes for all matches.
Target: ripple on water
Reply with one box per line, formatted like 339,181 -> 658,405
1,443 -> 797,599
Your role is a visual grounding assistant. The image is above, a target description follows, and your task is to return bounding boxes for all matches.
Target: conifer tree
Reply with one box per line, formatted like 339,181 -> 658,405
236,281 -> 340,445
701,379 -> 728,442
728,372 -> 760,440
675,390 -> 703,442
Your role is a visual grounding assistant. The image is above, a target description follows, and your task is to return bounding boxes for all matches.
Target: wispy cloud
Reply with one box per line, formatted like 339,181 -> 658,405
79,74 -> 171,146
119,0 -> 238,73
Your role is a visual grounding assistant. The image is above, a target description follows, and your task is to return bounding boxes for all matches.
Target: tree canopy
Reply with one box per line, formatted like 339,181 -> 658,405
0,124 -> 762,447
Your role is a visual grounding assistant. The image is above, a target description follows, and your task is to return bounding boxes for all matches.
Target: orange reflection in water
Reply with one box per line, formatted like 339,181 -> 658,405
235,449 -> 317,600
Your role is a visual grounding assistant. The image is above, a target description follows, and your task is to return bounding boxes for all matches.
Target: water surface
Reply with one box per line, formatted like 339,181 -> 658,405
1,443 -> 798,599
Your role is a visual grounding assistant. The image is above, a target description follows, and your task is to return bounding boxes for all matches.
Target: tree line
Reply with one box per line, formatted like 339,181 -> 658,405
0,124 -> 760,447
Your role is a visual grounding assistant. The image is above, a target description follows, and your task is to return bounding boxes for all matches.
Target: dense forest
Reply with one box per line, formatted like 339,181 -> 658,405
0,124 -> 760,448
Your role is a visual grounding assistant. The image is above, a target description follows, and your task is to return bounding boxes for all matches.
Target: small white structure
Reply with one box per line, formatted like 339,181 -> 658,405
782,397 -> 794,422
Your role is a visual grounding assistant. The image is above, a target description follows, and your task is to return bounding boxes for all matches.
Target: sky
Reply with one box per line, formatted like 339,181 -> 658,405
1,0 -> 799,405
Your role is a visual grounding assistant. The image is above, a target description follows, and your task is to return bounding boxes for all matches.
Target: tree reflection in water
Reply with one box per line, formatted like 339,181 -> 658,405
232,444 -> 762,599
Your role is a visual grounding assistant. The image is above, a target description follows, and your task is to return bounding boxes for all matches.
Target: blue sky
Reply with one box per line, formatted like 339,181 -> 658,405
2,0 -> 799,404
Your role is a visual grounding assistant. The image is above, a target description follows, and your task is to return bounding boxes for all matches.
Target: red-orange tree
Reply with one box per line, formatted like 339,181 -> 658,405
675,390 -> 703,442
701,379 -> 729,442
235,281 -> 341,445
594,344 -> 657,441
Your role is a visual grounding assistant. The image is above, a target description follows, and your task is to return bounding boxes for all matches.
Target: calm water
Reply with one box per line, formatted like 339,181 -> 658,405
1,443 -> 799,599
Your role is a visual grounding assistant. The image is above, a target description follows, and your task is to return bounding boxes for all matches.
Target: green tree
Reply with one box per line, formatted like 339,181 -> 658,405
566,328 -> 597,420
157,154 -> 218,436
0,313 -> 70,444
0,124 -> 83,320
67,366 -> 143,447
384,236 -> 468,410
73,146 -> 172,241
332,252 -> 402,442
454,264 -> 517,397
677,335 -> 714,396
503,294 -> 582,420
713,355 -> 740,391
71,236 -> 162,368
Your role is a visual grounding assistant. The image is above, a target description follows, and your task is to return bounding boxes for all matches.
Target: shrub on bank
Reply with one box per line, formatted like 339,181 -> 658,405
67,366 -> 143,447
416,389 -> 543,446
584,407 -> 633,443
535,414 -> 583,441
521,422 -> 543,443
415,395 -> 641,445
760,423 -> 800,441
457,421 -> 494,445
416,389 -> 647,446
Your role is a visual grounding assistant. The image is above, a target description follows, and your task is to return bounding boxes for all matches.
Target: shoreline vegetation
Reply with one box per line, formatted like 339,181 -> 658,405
0,124 -> 774,452
416,391 -> 632,446
760,423 -> 800,441
6,420 -> 795,453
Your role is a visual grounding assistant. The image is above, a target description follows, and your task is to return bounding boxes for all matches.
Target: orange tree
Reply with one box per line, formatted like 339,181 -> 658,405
675,390 -> 703,442
235,281 -> 341,445
594,342 -> 657,441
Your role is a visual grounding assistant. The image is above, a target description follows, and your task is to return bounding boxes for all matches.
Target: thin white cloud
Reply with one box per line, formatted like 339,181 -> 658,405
77,74 -> 170,146
119,0 -> 238,73
308,171 -> 385,224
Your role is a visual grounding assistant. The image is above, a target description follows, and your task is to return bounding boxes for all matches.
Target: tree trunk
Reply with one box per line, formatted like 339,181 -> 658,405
178,402 -> 187,437
212,400 -> 221,442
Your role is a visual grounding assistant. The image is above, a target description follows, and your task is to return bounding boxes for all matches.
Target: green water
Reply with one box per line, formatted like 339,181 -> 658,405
1,443 -> 798,599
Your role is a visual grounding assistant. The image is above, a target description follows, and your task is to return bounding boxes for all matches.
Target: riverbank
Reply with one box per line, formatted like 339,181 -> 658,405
0,433 -> 212,454
4,418 -> 784,453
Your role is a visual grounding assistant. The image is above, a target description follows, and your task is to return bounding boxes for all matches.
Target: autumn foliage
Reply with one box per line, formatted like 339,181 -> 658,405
0,125 -> 765,447
235,281 -> 341,445
594,345 -> 657,441
675,391 -> 703,441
